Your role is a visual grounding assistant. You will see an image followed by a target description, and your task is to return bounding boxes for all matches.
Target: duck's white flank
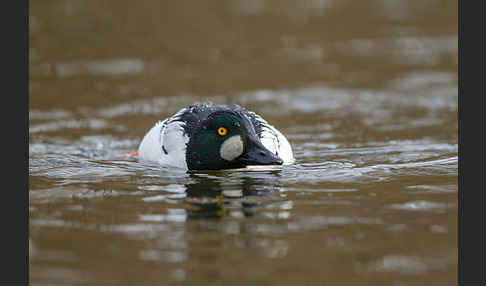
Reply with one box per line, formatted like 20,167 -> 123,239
138,110 -> 189,169
248,112 -> 295,164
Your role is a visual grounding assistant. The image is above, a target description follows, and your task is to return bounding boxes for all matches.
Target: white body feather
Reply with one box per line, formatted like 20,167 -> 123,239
138,109 -> 189,169
247,111 -> 295,164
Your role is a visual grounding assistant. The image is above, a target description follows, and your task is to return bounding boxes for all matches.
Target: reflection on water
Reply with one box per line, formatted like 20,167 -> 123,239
30,0 -> 457,285
184,172 -> 286,219
55,59 -> 148,77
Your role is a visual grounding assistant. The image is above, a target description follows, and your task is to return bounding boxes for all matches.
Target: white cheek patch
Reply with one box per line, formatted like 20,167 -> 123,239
220,135 -> 244,161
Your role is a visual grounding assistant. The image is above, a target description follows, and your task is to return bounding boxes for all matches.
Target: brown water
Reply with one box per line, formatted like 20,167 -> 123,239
29,1 -> 458,285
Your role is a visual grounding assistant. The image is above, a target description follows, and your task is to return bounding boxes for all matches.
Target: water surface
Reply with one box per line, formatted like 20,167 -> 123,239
30,1 -> 457,285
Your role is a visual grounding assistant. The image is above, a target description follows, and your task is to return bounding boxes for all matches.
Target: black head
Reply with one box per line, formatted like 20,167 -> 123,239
185,110 -> 283,170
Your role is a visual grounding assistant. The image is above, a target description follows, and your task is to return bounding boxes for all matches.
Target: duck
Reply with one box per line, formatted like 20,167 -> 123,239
120,101 -> 294,171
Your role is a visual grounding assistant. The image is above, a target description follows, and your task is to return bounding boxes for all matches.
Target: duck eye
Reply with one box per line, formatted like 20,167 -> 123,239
217,127 -> 228,136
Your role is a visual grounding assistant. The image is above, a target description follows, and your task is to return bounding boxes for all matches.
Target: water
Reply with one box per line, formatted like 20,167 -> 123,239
29,1 -> 457,285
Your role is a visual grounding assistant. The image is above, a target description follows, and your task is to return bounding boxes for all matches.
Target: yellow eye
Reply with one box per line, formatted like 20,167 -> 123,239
217,127 -> 227,136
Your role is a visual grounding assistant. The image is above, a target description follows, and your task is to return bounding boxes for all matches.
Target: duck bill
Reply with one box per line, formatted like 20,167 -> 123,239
238,140 -> 283,166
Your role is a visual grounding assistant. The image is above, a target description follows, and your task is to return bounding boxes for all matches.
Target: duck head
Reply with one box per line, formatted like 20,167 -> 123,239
185,110 -> 283,170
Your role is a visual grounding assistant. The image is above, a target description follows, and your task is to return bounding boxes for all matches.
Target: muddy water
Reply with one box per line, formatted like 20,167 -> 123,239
29,1 -> 458,285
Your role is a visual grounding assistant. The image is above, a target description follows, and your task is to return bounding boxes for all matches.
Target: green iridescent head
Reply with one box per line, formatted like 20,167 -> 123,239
185,110 -> 282,170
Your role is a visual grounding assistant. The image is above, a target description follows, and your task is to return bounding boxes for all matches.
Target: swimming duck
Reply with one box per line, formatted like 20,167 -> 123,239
129,101 -> 294,171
